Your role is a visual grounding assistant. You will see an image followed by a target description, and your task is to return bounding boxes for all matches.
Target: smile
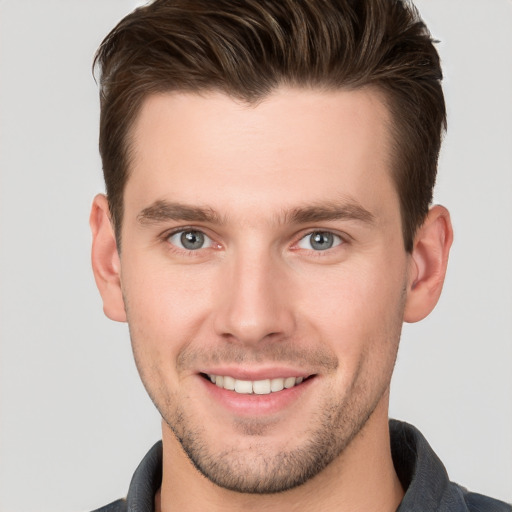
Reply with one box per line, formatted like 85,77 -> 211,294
206,374 -> 306,395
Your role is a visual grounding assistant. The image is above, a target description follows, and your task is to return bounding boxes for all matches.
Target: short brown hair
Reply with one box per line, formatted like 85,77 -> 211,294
94,0 -> 446,252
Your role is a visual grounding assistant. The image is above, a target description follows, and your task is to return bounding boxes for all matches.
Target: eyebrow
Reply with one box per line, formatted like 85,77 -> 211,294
285,202 -> 376,225
137,200 -> 222,225
137,199 -> 375,226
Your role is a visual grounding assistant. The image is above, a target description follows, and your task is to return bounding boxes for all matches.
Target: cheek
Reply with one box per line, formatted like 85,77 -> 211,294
300,266 -> 405,398
295,255 -> 407,359
121,256 -> 216,356
301,262 -> 405,321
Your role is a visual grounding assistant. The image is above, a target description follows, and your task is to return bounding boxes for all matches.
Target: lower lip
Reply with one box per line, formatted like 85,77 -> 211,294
200,375 -> 315,416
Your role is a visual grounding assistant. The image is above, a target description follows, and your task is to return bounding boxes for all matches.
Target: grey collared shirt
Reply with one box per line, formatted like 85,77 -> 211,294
92,420 -> 511,511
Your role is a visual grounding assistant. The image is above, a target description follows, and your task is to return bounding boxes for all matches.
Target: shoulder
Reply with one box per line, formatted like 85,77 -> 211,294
458,488 -> 511,512
88,441 -> 162,512
390,420 -> 511,512
90,498 -> 127,512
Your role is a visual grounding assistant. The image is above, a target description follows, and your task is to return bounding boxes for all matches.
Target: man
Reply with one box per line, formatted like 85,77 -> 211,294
89,0 -> 510,511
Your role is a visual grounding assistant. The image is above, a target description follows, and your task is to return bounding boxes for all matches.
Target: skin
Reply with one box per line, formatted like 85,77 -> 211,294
91,87 -> 453,511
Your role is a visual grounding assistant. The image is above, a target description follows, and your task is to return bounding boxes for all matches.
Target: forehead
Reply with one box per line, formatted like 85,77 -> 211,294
125,87 -> 397,224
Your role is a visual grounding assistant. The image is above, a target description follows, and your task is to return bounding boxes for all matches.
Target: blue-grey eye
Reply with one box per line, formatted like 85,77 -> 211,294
168,230 -> 212,250
297,231 -> 342,251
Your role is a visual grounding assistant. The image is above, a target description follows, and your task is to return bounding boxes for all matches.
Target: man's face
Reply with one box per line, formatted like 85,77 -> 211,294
118,87 -> 412,492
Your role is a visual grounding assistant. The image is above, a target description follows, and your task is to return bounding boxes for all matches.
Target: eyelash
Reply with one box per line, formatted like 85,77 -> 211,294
161,227 -> 348,256
295,231 -> 345,252
162,227 -> 217,255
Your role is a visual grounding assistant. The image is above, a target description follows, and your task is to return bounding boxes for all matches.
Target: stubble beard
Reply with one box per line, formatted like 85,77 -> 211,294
162,378 -> 388,494
127,291 -> 405,495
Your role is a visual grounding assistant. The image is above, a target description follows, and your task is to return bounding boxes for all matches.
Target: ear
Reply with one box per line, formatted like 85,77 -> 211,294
403,205 -> 453,323
90,194 -> 127,322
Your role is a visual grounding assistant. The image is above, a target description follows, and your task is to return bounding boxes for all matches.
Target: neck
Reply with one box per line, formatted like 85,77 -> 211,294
157,396 -> 403,512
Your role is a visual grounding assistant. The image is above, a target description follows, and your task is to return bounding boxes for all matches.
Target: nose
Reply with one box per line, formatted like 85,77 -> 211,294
213,248 -> 296,345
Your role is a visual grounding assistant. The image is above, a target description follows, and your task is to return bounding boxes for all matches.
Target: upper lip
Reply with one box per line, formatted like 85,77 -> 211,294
199,367 -> 315,381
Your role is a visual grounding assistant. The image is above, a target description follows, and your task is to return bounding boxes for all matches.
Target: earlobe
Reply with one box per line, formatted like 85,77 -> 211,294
90,194 -> 127,322
403,205 -> 453,323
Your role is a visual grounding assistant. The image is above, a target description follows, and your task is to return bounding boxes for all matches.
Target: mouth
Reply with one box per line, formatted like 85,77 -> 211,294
201,373 -> 313,395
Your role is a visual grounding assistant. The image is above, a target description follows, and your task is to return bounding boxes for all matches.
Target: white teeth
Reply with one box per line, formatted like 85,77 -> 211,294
234,379 -> 253,394
284,377 -> 296,389
270,378 -> 285,392
253,379 -> 271,395
223,375 -> 236,390
207,374 -> 306,395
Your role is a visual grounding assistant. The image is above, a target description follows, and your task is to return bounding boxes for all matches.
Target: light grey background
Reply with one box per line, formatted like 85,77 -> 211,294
0,1 -> 511,511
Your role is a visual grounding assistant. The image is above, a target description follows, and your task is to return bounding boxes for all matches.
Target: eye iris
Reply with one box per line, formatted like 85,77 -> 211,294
310,232 -> 333,250
180,231 -> 205,250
